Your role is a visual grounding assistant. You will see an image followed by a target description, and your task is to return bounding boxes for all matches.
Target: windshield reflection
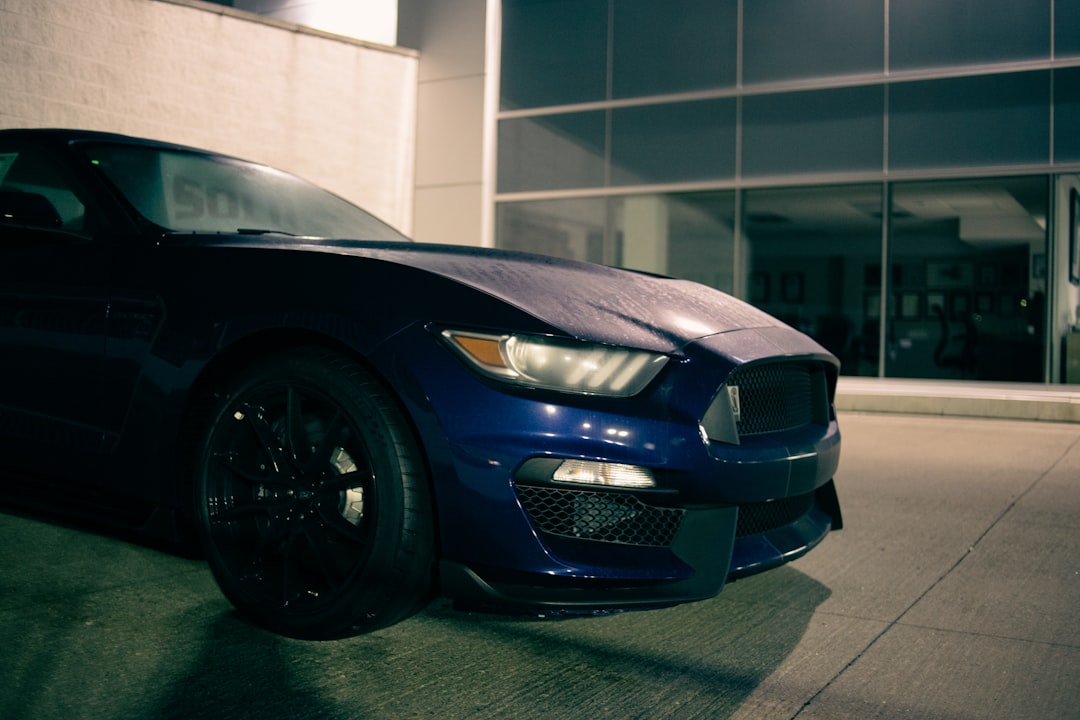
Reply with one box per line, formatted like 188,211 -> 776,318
85,144 -> 409,242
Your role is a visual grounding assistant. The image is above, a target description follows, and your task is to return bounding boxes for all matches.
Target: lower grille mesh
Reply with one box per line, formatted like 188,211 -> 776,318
736,492 -> 816,538
517,484 -> 683,547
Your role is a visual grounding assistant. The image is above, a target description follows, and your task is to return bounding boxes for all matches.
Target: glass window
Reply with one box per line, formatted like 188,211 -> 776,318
0,147 -> 87,232
890,0 -> 1051,70
612,0 -> 737,98
496,198 -> 609,264
1057,0 -> 1080,58
497,112 -> 607,193
742,85 -> 884,178
889,72 -> 1051,171
743,0 -> 884,84
613,192 -> 736,290
610,99 -> 736,185
889,177 -> 1047,381
1055,67 -> 1080,163
500,0 -> 608,110
744,185 -> 884,376
496,192 -> 737,291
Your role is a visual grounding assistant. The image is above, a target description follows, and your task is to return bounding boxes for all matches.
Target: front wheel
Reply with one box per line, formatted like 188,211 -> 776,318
193,348 -> 434,639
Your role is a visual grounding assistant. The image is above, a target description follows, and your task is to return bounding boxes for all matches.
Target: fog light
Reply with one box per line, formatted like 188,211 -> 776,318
553,460 -> 655,488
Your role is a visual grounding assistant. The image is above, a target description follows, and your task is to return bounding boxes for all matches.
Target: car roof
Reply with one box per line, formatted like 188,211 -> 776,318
0,128 -> 211,154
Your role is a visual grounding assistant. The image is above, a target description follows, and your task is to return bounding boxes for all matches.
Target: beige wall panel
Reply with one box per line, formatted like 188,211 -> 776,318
413,184 -> 482,246
412,0 -> 486,83
408,0 -> 494,246
415,75 -> 484,188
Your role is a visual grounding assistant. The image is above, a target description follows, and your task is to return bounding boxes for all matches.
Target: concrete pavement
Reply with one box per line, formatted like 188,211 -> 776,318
1,412 -> 1078,719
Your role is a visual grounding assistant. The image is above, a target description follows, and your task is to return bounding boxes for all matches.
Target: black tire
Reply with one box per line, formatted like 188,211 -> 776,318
193,348 -> 434,639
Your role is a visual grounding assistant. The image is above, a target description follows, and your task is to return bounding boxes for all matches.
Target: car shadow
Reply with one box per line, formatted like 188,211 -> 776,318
0,506 -> 830,719
150,575 -> 830,720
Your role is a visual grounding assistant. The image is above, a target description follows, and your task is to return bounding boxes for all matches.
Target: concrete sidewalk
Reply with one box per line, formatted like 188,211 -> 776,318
1,414 -> 1077,719
836,377 -> 1080,423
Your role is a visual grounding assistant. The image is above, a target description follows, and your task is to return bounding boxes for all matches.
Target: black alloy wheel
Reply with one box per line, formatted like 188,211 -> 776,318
194,348 -> 433,639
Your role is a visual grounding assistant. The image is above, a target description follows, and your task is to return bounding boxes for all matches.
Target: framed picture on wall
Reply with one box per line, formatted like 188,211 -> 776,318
926,292 -> 947,316
1071,188 -> 1080,285
864,292 -> 881,318
899,292 -> 921,319
927,261 -> 973,287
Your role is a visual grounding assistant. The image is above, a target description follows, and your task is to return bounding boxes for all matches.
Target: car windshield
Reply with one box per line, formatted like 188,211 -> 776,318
83,143 -> 409,241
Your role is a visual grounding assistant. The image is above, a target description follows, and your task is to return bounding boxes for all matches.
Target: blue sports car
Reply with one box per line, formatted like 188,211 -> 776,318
0,129 -> 841,639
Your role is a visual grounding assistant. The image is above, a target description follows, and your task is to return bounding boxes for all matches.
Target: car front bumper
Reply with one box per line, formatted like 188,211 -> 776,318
377,324 -> 842,612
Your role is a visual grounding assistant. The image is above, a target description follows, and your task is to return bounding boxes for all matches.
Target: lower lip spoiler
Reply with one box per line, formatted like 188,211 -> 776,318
437,479 -> 840,613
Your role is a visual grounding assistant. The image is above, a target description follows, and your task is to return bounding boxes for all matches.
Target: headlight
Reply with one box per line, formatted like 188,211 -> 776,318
440,330 -> 668,397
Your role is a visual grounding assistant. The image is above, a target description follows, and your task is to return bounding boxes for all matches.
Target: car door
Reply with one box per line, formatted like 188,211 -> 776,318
0,141 -> 109,478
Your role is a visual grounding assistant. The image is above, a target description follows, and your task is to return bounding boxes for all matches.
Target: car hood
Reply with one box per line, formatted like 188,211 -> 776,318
178,235 -> 791,353
307,240 -> 786,354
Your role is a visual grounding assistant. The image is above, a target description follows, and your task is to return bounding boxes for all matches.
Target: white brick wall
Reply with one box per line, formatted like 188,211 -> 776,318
0,0 -> 418,232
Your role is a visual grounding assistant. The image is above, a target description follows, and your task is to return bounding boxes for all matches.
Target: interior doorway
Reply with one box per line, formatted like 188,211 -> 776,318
887,177 -> 1048,381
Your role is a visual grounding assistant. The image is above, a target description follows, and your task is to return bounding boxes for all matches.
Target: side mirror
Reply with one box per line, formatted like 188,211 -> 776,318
0,189 -> 64,229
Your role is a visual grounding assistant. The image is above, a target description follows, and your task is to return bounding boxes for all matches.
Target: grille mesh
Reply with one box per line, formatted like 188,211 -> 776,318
517,484 -> 683,547
735,492 -> 815,538
729,363 -> 816,436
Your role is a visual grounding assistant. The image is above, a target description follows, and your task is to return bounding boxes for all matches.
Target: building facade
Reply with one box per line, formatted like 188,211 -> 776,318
6,0 -> 1080,384
493,0 -> 1080,383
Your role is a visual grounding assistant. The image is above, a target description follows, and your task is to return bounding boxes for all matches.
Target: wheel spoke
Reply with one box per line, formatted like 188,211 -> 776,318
279,525 -> 306,607
211,451 -> 284,487
302,411 -> 347,475
209,501 -> 268,524
320,469 -> 366,493
235,510 -> 300,598
241,402 -> 291,475
300,518 -> 350,591
261,512 -> 295,551
282,385 -> 310,467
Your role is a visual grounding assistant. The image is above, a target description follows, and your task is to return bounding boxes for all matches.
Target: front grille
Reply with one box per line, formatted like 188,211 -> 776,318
735,492 -> 816,538
728,362 -> 817,436
517,484 -> 684,547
